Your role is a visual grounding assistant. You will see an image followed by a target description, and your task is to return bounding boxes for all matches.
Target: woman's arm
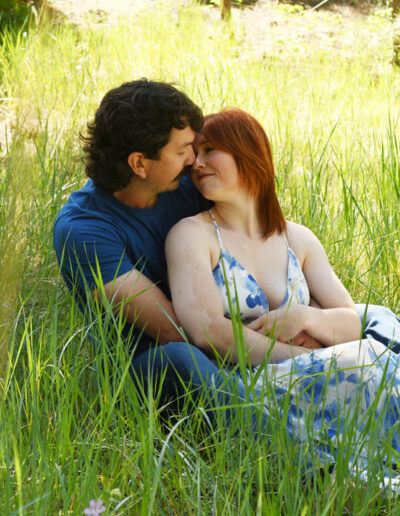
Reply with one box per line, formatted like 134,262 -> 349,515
248,223 -> 361,347
165,218 -> 309,365
298,223 -> 361,345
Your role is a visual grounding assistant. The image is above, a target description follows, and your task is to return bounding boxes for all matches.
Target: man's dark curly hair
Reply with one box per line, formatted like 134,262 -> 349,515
81,79 -> 204,193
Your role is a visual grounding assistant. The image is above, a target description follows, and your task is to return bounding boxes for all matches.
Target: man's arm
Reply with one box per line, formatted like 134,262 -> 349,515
92,270 -> 183,345
55,214 -> 183,345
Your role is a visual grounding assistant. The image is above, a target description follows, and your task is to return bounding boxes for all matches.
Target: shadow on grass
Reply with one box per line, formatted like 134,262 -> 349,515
0,0 -> 37,35
0,0 -> 66,39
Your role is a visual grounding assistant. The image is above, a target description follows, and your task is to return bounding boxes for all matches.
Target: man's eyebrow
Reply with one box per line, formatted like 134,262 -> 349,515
179,139 -> 196,148
194,135 -> 208,146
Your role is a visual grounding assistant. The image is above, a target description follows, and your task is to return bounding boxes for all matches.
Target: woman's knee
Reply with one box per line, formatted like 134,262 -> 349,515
357,304 -> 398,326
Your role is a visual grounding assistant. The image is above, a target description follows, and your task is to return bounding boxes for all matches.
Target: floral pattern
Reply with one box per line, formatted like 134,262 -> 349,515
210,213 -> 310,322
252,339 -> 400,491
209,211 -> 400,491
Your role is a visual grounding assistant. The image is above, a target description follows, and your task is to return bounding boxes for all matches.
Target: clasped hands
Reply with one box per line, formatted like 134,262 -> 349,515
246,304 -> 323,349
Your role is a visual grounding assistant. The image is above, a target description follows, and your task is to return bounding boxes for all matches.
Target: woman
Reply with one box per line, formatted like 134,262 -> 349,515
166,107 -> 364,361
165,108 -> 400,489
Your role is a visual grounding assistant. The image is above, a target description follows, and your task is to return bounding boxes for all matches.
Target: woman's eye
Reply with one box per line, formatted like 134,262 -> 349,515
204,147 -> 213,153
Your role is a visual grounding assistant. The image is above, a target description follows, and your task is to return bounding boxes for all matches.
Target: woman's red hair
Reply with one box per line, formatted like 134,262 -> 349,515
202,108 -> 286,239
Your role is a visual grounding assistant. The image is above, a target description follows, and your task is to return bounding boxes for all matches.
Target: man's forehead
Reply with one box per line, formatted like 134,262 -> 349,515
169,126 -> 195,146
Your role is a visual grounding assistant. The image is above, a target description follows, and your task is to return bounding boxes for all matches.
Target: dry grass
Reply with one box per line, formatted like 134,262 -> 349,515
43,0 -> 393,63
234,1 -> 391,62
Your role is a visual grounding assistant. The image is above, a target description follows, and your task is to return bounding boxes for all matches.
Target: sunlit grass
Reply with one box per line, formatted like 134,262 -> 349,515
0,0 -> 399,513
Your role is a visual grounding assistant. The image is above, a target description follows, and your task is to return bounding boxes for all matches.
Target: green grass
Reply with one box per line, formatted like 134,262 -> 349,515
0,0 -> 399,513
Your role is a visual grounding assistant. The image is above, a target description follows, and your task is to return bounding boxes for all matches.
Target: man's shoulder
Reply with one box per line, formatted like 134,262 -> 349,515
53,180 -> 122,247
55,180 -> 99,221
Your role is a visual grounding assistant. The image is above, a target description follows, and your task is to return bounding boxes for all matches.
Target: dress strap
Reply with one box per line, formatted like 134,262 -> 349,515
209,209 -> 225,249
282,232 -> 289,248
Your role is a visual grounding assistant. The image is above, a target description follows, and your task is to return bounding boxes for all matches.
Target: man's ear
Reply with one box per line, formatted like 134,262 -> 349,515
127,152 -> 147,179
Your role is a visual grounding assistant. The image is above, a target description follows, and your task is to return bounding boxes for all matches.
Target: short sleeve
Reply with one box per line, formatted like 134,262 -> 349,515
54,215 -> 134,295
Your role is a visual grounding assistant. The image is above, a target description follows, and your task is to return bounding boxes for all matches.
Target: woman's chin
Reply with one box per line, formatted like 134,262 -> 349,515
194,182 -> 223,202
199,190 -> 219,201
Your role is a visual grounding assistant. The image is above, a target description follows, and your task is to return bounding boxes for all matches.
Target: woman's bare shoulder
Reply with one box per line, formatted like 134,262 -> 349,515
166,212 -> 212,246
286,220 -> 318,240
285,221 -> 323,260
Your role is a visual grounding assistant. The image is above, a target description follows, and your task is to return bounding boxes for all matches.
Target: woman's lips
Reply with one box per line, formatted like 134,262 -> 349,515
197,173 -> 213,181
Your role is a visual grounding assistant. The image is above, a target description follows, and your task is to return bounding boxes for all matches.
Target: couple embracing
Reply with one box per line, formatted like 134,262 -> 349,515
54,79 -> 400,485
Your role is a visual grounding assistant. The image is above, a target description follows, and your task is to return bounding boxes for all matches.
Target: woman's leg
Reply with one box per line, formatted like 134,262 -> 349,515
265,339 -> 400,488
356,304 -> 400,352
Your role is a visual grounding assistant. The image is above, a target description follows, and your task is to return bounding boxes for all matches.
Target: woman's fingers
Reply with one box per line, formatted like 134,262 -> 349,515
246,315 -> 267,332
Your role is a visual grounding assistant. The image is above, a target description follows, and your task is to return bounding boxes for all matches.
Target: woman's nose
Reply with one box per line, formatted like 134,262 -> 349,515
193,154 -> 204,170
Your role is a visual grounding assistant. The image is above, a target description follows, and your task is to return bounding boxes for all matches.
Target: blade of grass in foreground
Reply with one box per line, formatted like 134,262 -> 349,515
0,0 -> 399,512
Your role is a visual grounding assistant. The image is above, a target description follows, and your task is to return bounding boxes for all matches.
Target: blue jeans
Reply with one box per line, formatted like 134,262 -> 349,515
130,341 -> 267,432
130,304 -> 400,424
356,303 -> 400,353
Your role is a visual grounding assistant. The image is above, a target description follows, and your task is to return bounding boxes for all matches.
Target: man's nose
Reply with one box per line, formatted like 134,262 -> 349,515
186,146 -> 196,165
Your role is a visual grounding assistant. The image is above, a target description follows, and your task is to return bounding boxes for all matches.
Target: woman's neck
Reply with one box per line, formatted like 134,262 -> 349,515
211,199 -> 261,238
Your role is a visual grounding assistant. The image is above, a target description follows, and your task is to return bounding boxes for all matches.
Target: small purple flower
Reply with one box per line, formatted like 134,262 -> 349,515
84,499 -> 106,515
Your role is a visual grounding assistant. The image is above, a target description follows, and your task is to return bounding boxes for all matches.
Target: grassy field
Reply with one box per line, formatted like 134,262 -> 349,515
0,0 -> 399,513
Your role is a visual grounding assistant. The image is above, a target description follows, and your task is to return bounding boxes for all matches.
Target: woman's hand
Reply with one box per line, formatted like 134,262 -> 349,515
246,307 -> 323,349
246,305 -> 308,343
245,314 -> 268,334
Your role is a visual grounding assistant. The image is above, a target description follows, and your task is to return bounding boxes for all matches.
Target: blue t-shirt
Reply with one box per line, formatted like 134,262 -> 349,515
53,175 -> 208,353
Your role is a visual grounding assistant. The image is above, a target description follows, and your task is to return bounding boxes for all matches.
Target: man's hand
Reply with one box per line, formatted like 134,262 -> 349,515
291,331 -> 323,349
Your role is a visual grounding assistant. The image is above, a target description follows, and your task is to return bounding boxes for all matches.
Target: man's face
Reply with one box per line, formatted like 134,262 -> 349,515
143,126 -> 196,194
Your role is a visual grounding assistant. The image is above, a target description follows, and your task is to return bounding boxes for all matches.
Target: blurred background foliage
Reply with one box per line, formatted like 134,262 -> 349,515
0,0 -> 38,33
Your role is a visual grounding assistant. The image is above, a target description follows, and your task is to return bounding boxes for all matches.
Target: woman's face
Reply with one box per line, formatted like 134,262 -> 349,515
191,135 -> 240,200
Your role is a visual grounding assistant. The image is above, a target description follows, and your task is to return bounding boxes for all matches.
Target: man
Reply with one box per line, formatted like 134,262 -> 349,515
54,79 -> 400,418
54,79 -> 256,422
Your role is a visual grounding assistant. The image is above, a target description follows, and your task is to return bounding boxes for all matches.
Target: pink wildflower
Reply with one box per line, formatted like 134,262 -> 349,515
83,499 -> 106,515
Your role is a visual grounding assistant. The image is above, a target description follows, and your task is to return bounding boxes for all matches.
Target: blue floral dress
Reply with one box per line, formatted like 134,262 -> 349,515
209,211 -> 400,491
211,214 -> 309,321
